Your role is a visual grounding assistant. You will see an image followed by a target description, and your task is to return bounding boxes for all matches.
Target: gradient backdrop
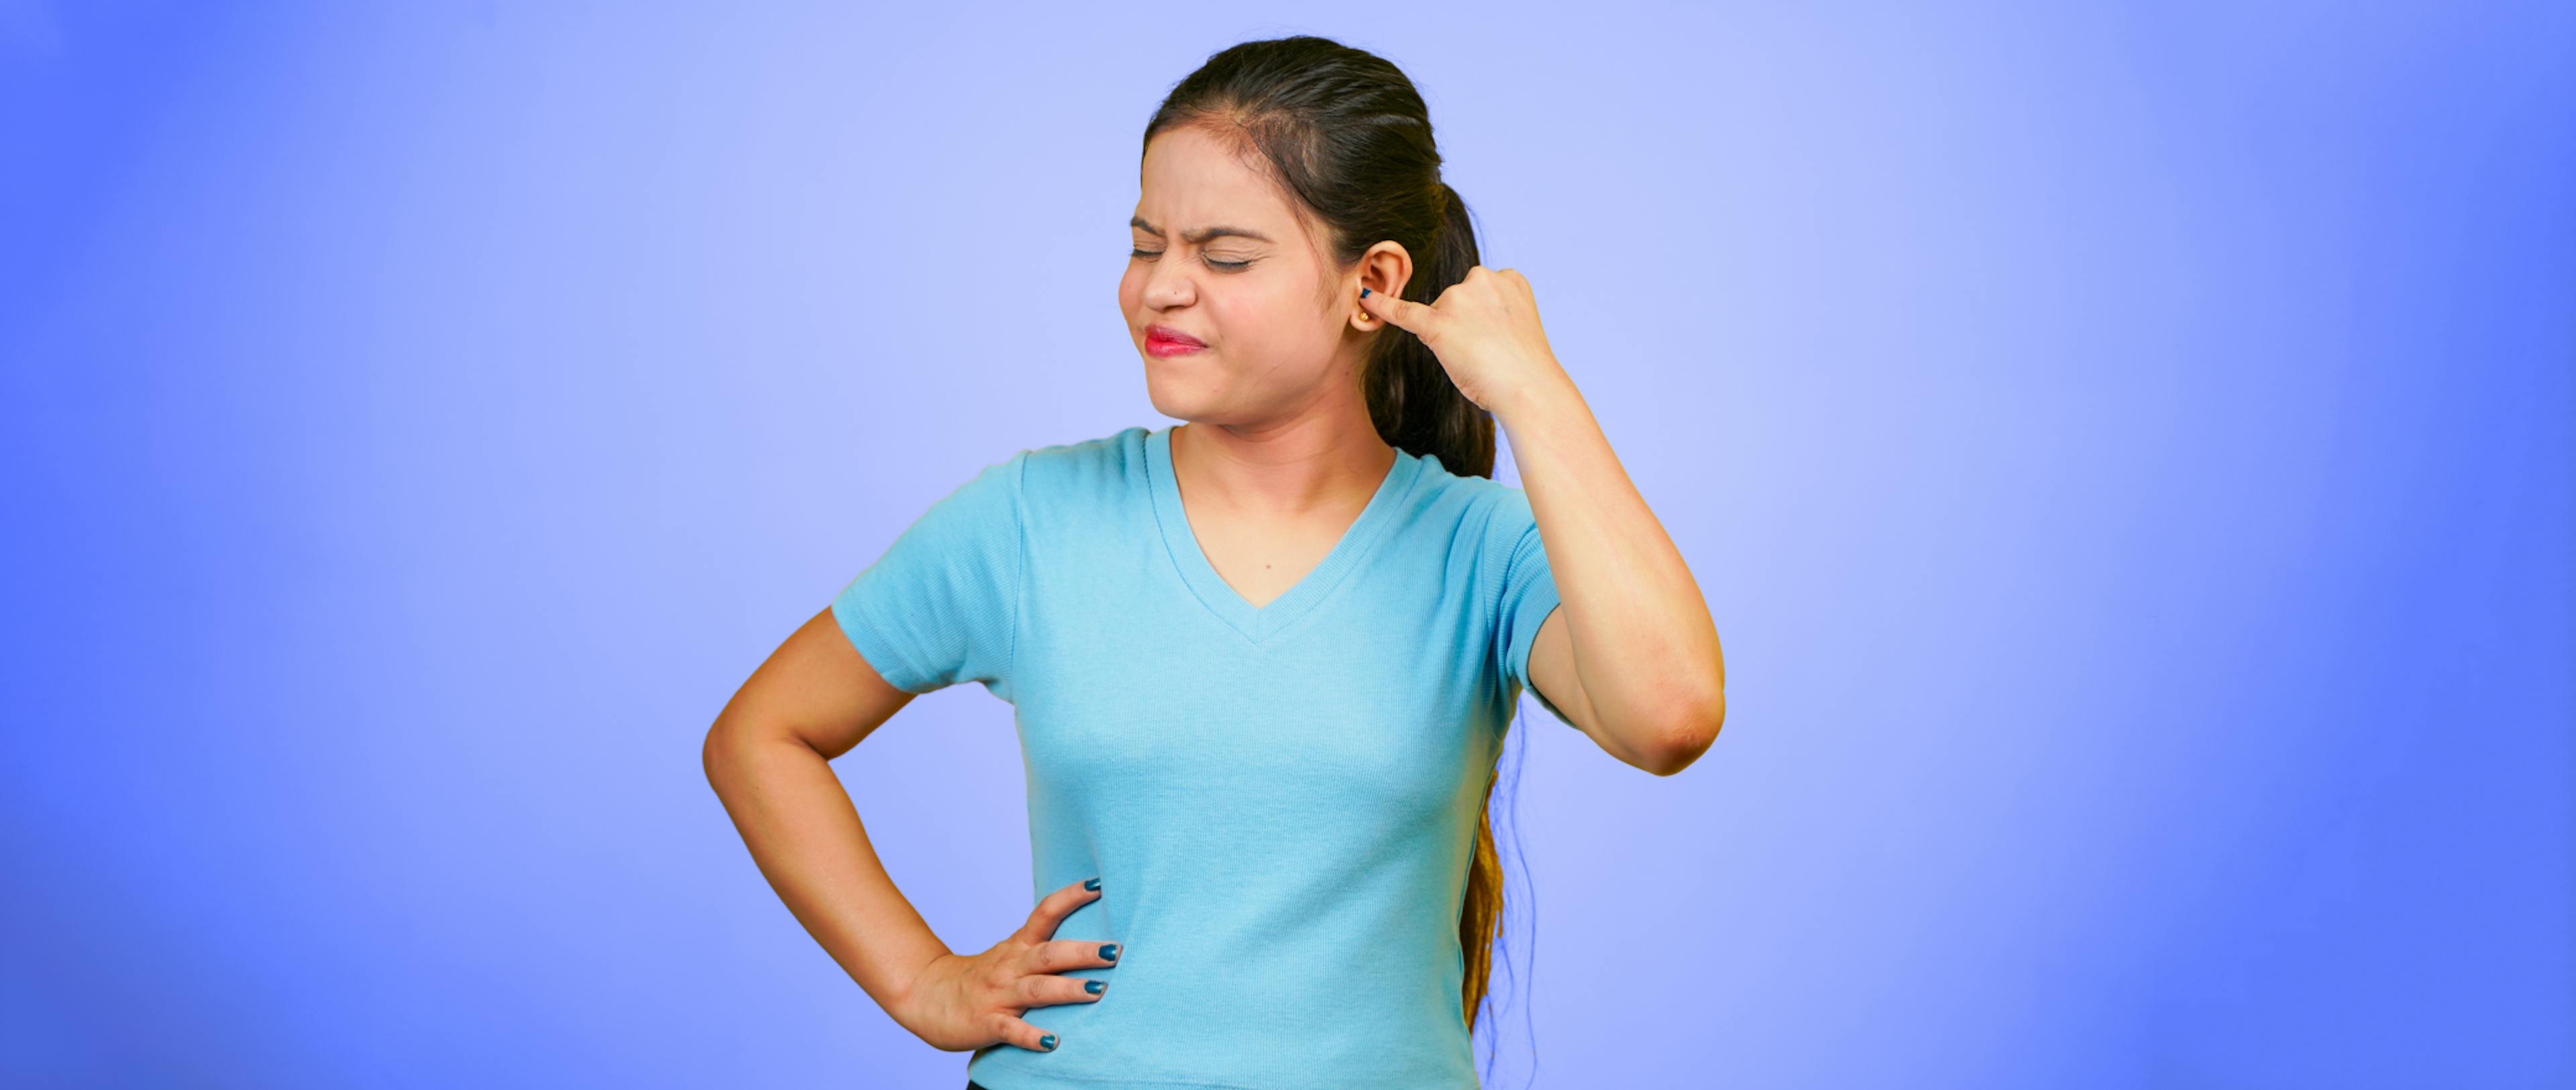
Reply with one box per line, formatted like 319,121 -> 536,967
4,3 -> 2569,1087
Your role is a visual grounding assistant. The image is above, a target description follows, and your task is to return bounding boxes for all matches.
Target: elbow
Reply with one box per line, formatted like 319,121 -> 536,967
702,712 -> 765,790
1645,688 -> 1725,777
705,711 -> 834,789
701,720 -> 735,789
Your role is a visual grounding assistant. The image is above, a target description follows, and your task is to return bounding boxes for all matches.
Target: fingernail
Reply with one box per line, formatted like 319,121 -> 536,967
1099,942 -> 1121,961
1359,287 -> 1371,298
1085,979 -> 1106,994
1039,1033 -> 1058,1051
1083,877 -> 1100,891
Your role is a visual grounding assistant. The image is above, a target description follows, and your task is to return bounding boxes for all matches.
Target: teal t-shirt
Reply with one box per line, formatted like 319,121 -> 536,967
831,423 -> 1570,1089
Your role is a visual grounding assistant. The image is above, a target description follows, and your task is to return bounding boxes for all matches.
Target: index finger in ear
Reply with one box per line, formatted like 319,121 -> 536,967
1358,286 -> 1437,337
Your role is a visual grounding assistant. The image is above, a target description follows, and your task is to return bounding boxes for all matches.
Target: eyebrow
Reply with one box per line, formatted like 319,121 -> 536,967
1130,216 -> 1273,244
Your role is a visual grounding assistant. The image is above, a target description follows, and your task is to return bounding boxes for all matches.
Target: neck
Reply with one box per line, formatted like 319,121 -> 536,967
1170,416 -> 1397,516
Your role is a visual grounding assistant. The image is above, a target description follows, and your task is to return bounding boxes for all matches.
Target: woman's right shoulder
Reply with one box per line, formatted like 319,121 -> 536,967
1023,424 -> 1148,465
1016,424 -> 1156,507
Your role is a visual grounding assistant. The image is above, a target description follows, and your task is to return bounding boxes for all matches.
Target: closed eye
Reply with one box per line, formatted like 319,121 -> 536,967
1131,249 -> 1250,271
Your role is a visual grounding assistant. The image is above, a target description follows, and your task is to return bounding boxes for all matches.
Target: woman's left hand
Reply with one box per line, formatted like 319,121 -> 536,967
1358,266 -> 1570,417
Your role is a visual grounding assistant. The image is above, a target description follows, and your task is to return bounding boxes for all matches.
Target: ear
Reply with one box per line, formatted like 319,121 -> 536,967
1351,241 -> 1414,330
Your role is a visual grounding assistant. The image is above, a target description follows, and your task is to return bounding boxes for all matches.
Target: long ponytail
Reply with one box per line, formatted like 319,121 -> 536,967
1362,182 -> 1514,1038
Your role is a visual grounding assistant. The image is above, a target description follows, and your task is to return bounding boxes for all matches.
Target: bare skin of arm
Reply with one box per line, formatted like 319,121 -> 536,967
1356,268 -> 1725,777
1504,370 -> 1728,777
702,606 -> 1118,1054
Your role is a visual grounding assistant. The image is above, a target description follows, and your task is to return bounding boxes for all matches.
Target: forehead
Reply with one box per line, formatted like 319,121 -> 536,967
1135,127 -> 1301,243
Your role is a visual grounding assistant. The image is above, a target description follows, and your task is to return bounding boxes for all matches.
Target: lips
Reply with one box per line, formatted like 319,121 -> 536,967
1146,325 -> 1205,348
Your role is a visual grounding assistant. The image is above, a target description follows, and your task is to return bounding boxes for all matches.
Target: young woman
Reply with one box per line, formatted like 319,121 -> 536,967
704,35 -> 1725,1090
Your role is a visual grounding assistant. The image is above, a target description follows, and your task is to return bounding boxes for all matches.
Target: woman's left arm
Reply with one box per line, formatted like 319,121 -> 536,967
1495,367 -> 1725,775
1358,267 -> 1725,775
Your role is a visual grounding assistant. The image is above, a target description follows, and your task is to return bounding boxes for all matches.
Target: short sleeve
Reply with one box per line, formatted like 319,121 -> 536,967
830,451 -> 1027,698
1490,488 -> 1573,728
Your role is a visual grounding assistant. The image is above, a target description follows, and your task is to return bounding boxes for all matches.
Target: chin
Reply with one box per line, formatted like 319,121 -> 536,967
1140,375 -> 1222,424
1140,383 -> 1196,423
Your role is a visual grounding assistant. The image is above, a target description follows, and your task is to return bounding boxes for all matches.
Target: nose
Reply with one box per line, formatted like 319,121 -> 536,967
1140,260 -> 1194,309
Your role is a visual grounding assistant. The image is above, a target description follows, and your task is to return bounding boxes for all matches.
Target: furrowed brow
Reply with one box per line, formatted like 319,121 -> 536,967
1130,216 -> 1273,244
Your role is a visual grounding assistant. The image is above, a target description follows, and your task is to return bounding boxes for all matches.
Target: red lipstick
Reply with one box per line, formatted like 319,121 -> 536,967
1146,324 -> 1205,357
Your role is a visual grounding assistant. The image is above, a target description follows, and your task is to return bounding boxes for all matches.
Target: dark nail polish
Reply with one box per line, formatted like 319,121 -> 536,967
1085,979 -> 1105,994
1083,877 -> 1100,891
1099,942 -> 1120,961
1039,1033 -> 1057,1051
1359,287 -> 1372,298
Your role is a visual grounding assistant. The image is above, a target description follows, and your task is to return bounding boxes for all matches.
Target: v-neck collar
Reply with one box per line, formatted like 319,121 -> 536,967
1146,424 -> 1421,645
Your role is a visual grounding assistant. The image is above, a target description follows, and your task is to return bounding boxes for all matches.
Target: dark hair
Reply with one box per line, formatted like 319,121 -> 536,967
1142,36 -> 1496,481
1142,34 -> 1526,1061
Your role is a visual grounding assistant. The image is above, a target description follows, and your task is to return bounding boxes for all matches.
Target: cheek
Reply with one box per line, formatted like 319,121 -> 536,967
1205,288 -> 1279,341
1207,298 -> 1336,379
1212,290 -> 1323,350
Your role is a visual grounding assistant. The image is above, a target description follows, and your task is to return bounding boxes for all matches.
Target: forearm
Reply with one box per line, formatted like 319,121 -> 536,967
704,726 -> 948,1018
1493,374 -> 1727,745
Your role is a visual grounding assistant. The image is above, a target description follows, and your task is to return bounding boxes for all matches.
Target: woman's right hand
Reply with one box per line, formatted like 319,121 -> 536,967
893,877 -> 1120,1054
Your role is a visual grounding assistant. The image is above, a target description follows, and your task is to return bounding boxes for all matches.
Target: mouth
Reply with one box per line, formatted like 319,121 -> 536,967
1145,325 -> 1205,357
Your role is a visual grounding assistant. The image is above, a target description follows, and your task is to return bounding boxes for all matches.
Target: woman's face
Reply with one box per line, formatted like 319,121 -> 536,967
1121,126 -> 1389,427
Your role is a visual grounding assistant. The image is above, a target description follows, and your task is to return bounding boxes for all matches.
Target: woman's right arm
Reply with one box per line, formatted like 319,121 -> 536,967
703,604 -> 940,1016
701,605 -> 1114,1054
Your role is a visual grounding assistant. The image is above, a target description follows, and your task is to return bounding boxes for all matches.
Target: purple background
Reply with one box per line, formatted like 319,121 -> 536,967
5,3 -> 2569,1087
